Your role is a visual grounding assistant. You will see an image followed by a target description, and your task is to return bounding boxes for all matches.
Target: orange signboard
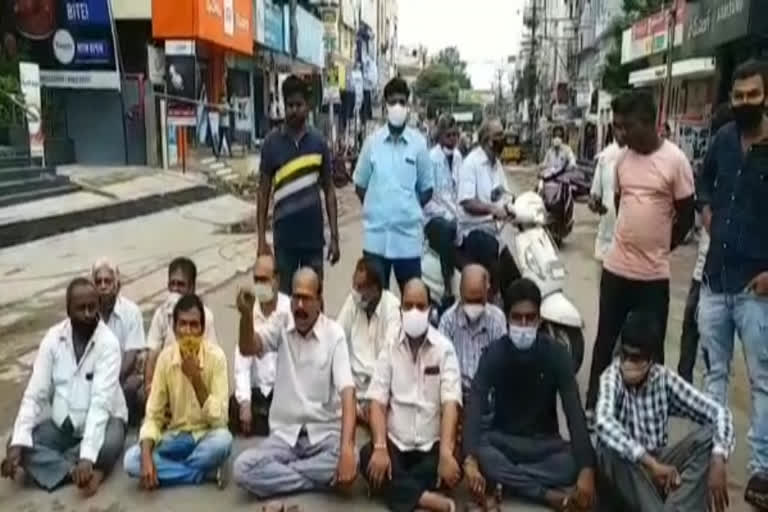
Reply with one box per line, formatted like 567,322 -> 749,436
153,0 -> 253,55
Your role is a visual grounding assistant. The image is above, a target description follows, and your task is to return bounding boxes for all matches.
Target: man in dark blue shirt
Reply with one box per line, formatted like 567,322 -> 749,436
257,75 -> 340,294
463,278 -> 595,511
697,58 -> 768,509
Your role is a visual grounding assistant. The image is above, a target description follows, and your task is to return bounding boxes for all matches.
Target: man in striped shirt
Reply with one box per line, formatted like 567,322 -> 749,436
257,75 -> 340,294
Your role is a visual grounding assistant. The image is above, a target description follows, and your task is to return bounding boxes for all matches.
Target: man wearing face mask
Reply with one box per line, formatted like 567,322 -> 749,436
145,257 -> 219,398
2,279 -> 127,496
124,294 -> 232,489
696,59 -> 768,508
596,311 -> 733,512
541,126 -> 576,172
425,114 -> 463,304
464,278 -> 596,511
354,77 -> 434,292
457,118 -> 516,294
230,255 -> 289,437
337,257 -> 401,425
233,267 -> 358,503
360,278 -> 463,512
91,258 -> 146,426
438,264 -> 506,397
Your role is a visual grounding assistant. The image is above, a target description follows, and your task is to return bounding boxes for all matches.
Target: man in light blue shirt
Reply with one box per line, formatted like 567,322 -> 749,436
354,78 -> 434,291
425,114 -> 462,303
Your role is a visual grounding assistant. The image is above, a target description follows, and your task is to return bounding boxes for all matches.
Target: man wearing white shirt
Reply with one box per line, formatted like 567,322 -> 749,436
458,118 -> 515,293
233,267 -> 358,501
91,258 -> 146,425
588,137 -> 623,272
360,279 -> 462,512
144,257 -> 218,396
1,278 -> 127,496
337,257 -> 401,424
230,255 -> 288,436
425,114 -> 463,303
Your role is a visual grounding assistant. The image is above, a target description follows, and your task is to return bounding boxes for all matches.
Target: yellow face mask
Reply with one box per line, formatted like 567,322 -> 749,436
177,334 -> 203,359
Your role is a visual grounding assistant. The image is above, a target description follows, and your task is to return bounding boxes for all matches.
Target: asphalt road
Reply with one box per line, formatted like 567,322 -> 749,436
0,165 -> 755,511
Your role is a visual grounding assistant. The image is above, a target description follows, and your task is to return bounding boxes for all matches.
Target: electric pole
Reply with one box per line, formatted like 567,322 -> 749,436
528,0 -> 538,142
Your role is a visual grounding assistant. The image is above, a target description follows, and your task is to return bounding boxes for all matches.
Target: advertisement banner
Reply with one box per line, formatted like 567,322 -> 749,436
6,0 -> 120,89
683,0 -> 751,56
296,6 -> 324,68
341,0 -> 356,28
165,40 -> 197,126
19,62 -> 44,161
262,0 -> 284,52
621,3 -> 685,64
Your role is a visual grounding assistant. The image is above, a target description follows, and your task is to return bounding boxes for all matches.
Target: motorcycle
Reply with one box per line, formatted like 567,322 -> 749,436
537,162 -> 576,247
421,191 -> 586,372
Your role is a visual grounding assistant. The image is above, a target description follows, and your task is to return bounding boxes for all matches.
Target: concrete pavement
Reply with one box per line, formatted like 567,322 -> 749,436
0,165 -> 756,511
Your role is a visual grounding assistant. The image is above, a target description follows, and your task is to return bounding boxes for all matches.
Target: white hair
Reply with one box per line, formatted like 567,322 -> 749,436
92,257 -> 120,283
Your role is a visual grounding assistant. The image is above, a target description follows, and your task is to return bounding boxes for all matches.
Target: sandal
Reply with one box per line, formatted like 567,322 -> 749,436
746,474 -> 768,511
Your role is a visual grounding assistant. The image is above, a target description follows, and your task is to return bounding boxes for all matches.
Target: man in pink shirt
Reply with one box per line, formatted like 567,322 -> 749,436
585,91 -> 695,416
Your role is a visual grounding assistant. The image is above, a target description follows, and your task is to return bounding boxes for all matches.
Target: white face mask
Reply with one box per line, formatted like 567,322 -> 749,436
387,104 -> 409,127
463,304 -> 485,322
508,324 -> 538,350
552,137 -> 563,148
254,282 -> 275,303
402,307 -> 430,338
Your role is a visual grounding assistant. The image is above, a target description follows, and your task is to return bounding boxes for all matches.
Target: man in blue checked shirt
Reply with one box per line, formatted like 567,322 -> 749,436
354,77 -> 434,292
596,311 -> 733,512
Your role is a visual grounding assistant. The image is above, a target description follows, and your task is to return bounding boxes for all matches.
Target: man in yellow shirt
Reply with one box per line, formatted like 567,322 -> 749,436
123,294 -> 231,488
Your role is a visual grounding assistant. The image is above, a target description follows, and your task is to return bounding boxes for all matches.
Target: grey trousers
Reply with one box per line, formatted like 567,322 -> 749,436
233,431 -> 340,498
597,426 -> 713,512
474,431 -> 577,505
20,417 -> 125,491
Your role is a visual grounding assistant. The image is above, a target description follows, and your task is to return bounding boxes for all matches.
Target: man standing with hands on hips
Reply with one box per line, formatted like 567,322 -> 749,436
354,77 -> 434,292
696,58 -> 768,509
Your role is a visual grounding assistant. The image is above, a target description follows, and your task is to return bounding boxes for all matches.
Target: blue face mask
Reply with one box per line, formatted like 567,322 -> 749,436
508,324 -> 538,350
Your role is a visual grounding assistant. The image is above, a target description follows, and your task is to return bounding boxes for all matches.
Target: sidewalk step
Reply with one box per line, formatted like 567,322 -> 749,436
200,156 -> 217,165
0,166 -> 56,183
0,185 -> 220,249
0,183 -> 81,209
0,175 -> 72,197
209,161 -> 227,170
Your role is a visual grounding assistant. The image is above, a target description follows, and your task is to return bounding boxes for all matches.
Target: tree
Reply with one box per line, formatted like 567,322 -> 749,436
413,46 -> 472,110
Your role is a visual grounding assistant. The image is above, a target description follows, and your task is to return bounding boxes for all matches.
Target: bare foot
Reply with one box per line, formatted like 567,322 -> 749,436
81,469 -> 104,498
11,466 -> 25,486
262,501 -> 285,512
544,489 -> 568,511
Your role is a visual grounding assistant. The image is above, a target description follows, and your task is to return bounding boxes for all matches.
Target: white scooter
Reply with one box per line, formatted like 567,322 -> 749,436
422,191 -> 585,371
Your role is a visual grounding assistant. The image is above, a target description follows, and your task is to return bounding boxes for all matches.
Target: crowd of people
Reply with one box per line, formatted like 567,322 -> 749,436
1,59 -> 767,512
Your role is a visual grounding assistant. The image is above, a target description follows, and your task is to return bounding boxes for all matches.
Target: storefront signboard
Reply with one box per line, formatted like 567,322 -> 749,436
296,6 -> 324,68
683,0 -> 751,56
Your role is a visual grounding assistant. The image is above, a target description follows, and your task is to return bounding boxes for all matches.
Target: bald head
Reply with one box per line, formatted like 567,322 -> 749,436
253,254 -> 276,281
402,278 -> 429,311
460,264 -> 489,305
291,267 -> 322,336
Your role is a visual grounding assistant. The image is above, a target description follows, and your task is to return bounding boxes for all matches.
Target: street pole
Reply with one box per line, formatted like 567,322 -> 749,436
662,0 -> 677,130
528,0 -> 538,143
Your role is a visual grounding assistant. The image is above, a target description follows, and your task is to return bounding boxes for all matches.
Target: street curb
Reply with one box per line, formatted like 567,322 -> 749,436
0,185 -> 221,249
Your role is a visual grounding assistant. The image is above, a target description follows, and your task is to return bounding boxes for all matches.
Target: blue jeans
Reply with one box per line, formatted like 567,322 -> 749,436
699,285 -> 768,474
123,428 -> 232,486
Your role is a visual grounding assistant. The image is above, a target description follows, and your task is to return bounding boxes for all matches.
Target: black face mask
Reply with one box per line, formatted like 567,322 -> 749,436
733,103 -> 765,131
491,139 -> 505,156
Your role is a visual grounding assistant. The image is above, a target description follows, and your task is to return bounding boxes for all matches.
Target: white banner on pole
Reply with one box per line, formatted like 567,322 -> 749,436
19,62 -> 44,163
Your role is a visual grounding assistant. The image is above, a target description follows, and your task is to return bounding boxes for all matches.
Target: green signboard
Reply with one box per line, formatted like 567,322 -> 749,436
684,0 -> 752,55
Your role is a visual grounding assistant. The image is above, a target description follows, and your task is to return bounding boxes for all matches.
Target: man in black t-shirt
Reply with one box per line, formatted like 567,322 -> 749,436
257,75 -> 339,293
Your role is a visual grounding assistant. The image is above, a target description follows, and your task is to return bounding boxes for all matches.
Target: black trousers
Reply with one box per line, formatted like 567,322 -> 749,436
274,245 -> 324,295
228,388 -> 272,437
585,268 -> 669,410
360,441 -> 440,512
460,230 -> 518,295
425,218 -> 457,295
677,279 -> 701,383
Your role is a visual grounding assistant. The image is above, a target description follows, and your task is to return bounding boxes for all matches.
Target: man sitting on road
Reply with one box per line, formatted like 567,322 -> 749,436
230,254 -> 288,436
2,278 -> 127,496
233,267 -> 358,503
144,257 -> 218,397
124,294 -> 232,489
337,257 -> 401,424
464,278 -> 596,511
457,118 -> 515,294
91,258 -> 147,426
596,311 -> 733,512
360,278 -> 462,512
438,264 -> 506,399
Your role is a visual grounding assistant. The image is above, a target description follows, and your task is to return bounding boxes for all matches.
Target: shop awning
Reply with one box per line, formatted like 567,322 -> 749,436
629,57 -> 716,87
